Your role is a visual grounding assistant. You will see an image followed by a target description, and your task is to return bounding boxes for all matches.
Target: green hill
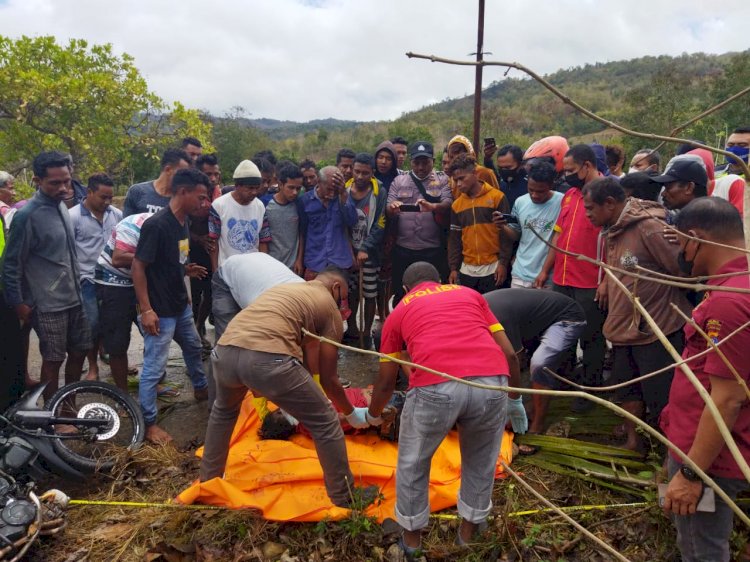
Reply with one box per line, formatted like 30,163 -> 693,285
211,50 -> 750,172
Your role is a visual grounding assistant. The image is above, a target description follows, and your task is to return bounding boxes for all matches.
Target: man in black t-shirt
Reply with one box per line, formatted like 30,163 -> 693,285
132,168 -> 212,444
483,288 -> 586,434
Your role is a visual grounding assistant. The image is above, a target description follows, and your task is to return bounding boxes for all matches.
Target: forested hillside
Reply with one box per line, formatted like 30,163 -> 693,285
209,50 -> 749,174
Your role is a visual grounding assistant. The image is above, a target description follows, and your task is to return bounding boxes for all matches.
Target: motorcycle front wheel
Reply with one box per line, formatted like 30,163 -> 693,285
46,381 -> 145,472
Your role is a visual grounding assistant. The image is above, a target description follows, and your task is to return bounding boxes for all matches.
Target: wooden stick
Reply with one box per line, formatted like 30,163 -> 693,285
545,319 -> 750,392
603,268 -> 750,483
358,267 -> 364,349
670,304 -> 750,402
301,328 -> 750,526
501,461 -> 631,562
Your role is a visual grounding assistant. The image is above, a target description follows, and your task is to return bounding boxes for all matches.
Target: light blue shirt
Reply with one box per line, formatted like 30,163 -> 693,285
510,192 -> 563,282
69,202 -> 123,282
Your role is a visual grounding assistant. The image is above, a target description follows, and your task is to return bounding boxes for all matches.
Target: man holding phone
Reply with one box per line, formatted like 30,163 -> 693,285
386,142 -> 452,304
660,198 -> 750,562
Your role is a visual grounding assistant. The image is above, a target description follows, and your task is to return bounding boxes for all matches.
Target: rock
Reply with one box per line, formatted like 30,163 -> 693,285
261,541 -> 287,560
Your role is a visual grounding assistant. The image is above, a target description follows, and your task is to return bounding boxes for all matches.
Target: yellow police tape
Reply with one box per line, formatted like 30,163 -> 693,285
67,498 -> 648,517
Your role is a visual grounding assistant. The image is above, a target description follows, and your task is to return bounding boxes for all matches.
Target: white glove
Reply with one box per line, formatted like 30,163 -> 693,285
345,407 -> 370,429
365,410 -> 383,426
506,397 -> 528,434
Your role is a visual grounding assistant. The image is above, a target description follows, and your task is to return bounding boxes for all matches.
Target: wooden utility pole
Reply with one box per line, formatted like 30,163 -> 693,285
472,0 -> 486,151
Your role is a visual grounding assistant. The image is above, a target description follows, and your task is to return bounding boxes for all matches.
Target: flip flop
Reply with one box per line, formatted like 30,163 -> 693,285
517,443 -> 539,456
157,386 -> 181,398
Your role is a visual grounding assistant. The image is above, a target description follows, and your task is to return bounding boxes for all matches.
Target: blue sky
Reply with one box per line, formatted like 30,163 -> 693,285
0,0 -> 747,122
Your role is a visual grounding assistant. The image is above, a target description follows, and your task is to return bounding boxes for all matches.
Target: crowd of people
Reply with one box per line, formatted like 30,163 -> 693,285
1,125 -> 749,560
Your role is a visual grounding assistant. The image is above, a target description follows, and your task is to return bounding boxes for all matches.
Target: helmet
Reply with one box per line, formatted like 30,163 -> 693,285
524,136 -> 569,173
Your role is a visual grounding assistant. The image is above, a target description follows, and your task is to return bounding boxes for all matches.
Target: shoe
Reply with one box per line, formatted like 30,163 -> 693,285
571,397 -> 594,413
361,336 -> 373,350
397,533 -> 420,562
339,377 -> 351,389
194,387 -> 208,402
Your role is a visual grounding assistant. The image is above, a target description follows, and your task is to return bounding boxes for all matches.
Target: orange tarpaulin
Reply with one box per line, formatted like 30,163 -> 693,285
178,393 -> 515,522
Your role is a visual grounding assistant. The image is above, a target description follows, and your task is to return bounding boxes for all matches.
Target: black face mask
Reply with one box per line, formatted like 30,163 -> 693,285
677,242 -> 700,277
564,172 -> 585,189
500,167 -> 525,184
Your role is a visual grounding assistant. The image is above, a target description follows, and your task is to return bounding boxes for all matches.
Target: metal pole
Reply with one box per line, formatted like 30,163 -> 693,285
472,0 -> 486,151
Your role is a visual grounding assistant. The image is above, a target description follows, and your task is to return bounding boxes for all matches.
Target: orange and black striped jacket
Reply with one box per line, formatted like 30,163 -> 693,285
448,182 -> 512,271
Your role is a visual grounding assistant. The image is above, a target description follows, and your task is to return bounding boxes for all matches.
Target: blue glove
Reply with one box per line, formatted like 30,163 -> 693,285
506,397 -> 528,434
365,410 -> 383,426
345,407 -> 370,429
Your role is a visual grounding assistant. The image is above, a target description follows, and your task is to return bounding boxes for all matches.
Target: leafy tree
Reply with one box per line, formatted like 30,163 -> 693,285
0,35 -> 211,186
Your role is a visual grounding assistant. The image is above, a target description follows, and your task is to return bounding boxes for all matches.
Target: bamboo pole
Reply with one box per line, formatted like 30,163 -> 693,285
301,329 -> 750,527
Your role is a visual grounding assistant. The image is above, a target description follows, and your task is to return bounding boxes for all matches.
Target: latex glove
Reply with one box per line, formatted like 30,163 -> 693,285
506,397 -> 528,434
365,410 -> 383,426
345,407 -> 371,429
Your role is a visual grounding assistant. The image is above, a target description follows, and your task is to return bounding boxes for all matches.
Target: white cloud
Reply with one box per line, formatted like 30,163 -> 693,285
1,0 -> 748,122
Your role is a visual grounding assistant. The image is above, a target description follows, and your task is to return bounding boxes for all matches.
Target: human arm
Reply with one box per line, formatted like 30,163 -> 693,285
492,327 -> 528,433
318,341 -> 357,416
207,204 -> 221,272
595,278 -> 608,311
360,184 -> 387,261
258,214 -> 271,254
534,230 -> 560,288
2,211 -> 32,322
368,359 -> 399,419
448,205 -> 462,284
663,375 -> 746,515
293,231 -> 305,275
131,257 -> 158,335
496,195 -> 512,284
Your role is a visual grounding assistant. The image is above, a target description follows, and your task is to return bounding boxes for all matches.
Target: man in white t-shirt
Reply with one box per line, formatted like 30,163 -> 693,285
494,161 -> 563,288
208,160 -> 270,271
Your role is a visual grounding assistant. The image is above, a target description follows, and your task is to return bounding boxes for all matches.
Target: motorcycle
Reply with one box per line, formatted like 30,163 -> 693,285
0,381 -> 145,560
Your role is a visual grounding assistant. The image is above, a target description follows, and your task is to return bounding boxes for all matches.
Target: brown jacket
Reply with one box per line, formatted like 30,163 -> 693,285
601,199 -> 692,346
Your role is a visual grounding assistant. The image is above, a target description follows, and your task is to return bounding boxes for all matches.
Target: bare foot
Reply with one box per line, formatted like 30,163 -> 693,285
145,425 -> 174,445
84,372 -> 99,381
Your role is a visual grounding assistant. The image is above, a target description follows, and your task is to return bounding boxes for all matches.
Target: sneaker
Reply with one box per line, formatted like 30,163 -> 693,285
194,387 -> 209,402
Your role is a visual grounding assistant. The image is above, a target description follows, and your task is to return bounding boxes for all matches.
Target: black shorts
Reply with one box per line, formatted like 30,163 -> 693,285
96,284 -> 137,355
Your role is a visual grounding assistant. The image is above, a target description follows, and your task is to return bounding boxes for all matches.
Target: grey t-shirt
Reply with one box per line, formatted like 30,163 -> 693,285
217,253 -> 303,308
123,181 -> 171,217
264,198 -> 300,269
350,190 -> 372,251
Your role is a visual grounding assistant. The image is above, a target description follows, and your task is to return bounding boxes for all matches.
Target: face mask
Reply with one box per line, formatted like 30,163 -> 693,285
677,249 -> 694,277
499,168 -> 524,184
564,172 -> 585,189
725,145 -> 750,165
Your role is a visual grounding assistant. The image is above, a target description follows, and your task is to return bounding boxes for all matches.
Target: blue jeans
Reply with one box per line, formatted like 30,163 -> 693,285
667,456 -> 748,562
396,376 -> 507,530
530,320 -> 587,388
138,304 -> 208,426
81,279 -> 99,340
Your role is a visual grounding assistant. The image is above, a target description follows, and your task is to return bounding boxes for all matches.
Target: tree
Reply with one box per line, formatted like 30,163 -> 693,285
211,107 -> 274,183
0,35 -> 212,184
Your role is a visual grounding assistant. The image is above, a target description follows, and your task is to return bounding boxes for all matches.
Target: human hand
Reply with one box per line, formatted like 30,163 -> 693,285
344,407 -> 371,429
595,282 -> 608,311
416,198 -> 434,213
388,201 -> 402,215
663,226 -> 679,245
448,270 -> 459,284
185,263 -> 208,279
533,271 -> 549,289
15,304 -> 32,327
663,471 -> 703,516
495,264 -> 508,286
140,309 -> 160,336
492,211 -> 507,227
366,410 -> 383,426
506,397 -> 528,434
483,143 -> 497,159
357,251 -> 369,266
293,259 -> 304,276
199,235 -> 215,254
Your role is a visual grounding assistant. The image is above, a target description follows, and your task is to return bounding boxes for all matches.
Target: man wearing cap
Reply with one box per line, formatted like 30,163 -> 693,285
652,154 -> 709,216
386,141 -> 453,304
208,160 -> 271,272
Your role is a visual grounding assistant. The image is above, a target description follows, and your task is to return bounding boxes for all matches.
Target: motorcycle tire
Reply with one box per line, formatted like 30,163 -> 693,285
46,381 -> 145,472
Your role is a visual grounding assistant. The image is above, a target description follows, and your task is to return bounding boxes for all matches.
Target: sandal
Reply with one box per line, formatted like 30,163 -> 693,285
397,533 -> 420,562
157,385 -> 181,398
517,443 -> 539,456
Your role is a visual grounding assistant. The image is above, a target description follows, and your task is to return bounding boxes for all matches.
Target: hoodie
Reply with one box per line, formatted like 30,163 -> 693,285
374,141 -> 399,193
601,199 -> 691,346
447,135 -> 501,197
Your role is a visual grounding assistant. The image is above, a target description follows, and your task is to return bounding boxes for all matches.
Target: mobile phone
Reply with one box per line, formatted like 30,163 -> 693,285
495,212 -> 519,224
400,204 -> 421,212
484,137 -> 496,147
658,483 -> 716,513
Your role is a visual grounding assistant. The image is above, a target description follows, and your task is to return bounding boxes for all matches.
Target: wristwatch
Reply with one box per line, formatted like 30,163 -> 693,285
680,464 -> 701,482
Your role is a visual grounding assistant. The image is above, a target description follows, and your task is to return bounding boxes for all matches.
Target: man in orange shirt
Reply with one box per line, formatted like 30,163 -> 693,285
536,144 -> 606,408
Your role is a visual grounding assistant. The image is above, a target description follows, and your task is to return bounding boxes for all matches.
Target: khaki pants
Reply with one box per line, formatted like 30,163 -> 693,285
199,345 -> 355,507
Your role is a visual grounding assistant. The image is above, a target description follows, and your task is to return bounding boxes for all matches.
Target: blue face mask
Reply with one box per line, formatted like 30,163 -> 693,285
725,145 -> 749,165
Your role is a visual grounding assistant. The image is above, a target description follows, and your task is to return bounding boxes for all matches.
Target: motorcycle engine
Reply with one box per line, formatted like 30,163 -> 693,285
0,476 -> 37,545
